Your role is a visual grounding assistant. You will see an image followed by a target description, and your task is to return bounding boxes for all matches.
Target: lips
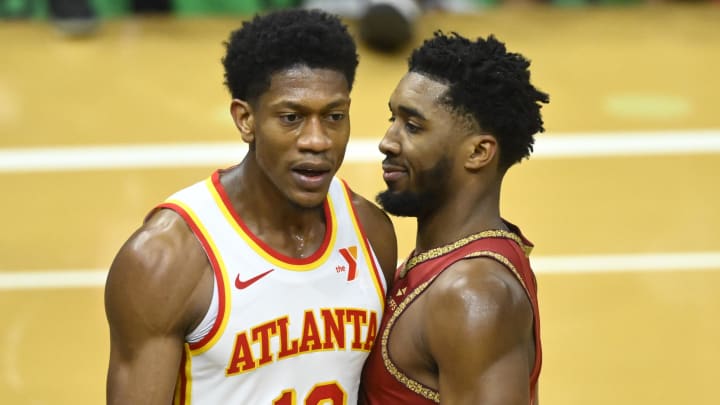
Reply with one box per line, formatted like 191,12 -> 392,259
381,162 -> 407,183
291,161 -> 333,189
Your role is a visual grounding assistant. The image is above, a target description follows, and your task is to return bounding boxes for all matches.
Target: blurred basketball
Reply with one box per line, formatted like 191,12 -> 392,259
49,0 -> 100,37
359,3 -> 413,52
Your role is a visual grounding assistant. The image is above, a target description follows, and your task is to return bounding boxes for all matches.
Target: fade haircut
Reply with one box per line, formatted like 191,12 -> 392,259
408,32 -> 549,171
222,8 -> 359,104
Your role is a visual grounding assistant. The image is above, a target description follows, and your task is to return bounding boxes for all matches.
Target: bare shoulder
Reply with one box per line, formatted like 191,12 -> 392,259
347,188 -> 398,287
424,257 -> 533,350
105,208 -> 212,336
421,259 -> 536,405
105,209 -> 213,403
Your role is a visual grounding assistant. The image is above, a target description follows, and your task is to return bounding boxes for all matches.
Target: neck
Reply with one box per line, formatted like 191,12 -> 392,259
414,181 -> 505,254
221,157 -> 327,258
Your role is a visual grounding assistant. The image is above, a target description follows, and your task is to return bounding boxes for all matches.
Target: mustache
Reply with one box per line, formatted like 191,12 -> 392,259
381,157 -> 404,167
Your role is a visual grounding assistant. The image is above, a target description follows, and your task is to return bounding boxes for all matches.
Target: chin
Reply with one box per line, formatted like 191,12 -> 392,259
290,191 -> 329,210
375,189 -> 423,217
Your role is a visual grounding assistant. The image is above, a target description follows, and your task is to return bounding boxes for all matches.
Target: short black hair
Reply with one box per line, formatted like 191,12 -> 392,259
409,32 -> 549,171
222,8 -> 359,103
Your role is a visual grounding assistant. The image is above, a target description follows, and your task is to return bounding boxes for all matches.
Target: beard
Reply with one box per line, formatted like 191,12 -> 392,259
376,156 -> 451,217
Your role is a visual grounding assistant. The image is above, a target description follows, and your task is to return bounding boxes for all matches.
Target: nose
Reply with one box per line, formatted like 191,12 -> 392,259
378,125 -> 400,157
297,116 -> 332,153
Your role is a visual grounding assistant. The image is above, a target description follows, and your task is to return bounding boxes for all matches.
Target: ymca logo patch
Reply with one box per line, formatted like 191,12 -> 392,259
337,246 -> 357,281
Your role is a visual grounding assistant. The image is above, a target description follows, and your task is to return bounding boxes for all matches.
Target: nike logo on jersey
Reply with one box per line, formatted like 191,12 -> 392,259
338,246 -> 357,281
235,269 -> 274,289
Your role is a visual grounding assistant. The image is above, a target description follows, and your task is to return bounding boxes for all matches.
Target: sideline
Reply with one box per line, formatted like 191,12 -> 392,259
2,130 -> 720,172
2,251 -> 719,290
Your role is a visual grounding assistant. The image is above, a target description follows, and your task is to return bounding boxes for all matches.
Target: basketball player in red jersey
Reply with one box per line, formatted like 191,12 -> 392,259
105,9 -> 397,405
361,32 -> 549,404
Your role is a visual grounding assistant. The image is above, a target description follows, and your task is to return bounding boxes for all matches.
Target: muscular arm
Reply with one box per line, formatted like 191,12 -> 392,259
105,210 -> 213,405
350,191 -> 398,289
424,257 -> 535,405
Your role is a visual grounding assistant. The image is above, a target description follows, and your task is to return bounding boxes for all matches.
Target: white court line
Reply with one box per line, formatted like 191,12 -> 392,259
1,130 -> 720,172
0,270 -> 108,290
1,252 -> 719,290
531,252 -> 720,274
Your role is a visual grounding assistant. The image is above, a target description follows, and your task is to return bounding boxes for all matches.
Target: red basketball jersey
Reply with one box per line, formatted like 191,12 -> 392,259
360,223 -> 541,404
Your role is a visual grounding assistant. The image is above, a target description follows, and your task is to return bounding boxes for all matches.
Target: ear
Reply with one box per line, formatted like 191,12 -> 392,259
464,134 -> 498,171
230,99 -> 255,144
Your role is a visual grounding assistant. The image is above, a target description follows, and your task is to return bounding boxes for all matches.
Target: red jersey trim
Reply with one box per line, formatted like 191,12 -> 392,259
210,170 -> 334,266
156,202 -> 228,352
400,229 -> 531,278
463,250 -> 529,292
173,344 -> 192,405
381,277 -> 441,403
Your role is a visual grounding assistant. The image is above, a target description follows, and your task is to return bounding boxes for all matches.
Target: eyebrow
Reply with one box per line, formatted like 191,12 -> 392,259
272,99 -> 349,111
390,102 -> 427,121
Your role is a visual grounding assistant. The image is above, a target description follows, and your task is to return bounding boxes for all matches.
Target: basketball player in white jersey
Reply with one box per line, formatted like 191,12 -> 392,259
105,9 -> 397,405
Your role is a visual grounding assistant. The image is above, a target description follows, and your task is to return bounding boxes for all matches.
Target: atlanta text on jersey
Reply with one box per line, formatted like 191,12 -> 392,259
225,307 -> 379,375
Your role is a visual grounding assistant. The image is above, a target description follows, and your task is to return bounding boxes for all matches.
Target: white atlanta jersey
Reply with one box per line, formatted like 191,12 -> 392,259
157,170 -> 387,405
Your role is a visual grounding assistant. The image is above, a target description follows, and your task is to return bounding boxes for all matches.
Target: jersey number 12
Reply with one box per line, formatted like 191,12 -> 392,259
273,381 -> 346,405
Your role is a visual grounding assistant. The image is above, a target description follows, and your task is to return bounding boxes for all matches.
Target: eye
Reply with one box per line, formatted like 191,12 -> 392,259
405,122 -> 420,134
280,113 -> 301,124
328,113 -> 345,122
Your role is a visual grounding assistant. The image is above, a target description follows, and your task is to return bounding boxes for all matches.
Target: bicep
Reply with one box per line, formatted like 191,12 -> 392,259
106,293 -> 185,402
436,343 -> 531,405
425,259 -> 534,405
105,254 -> 186,404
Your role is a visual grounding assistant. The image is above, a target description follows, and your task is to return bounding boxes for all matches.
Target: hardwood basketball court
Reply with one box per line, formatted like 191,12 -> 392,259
1,4 -> 719,404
